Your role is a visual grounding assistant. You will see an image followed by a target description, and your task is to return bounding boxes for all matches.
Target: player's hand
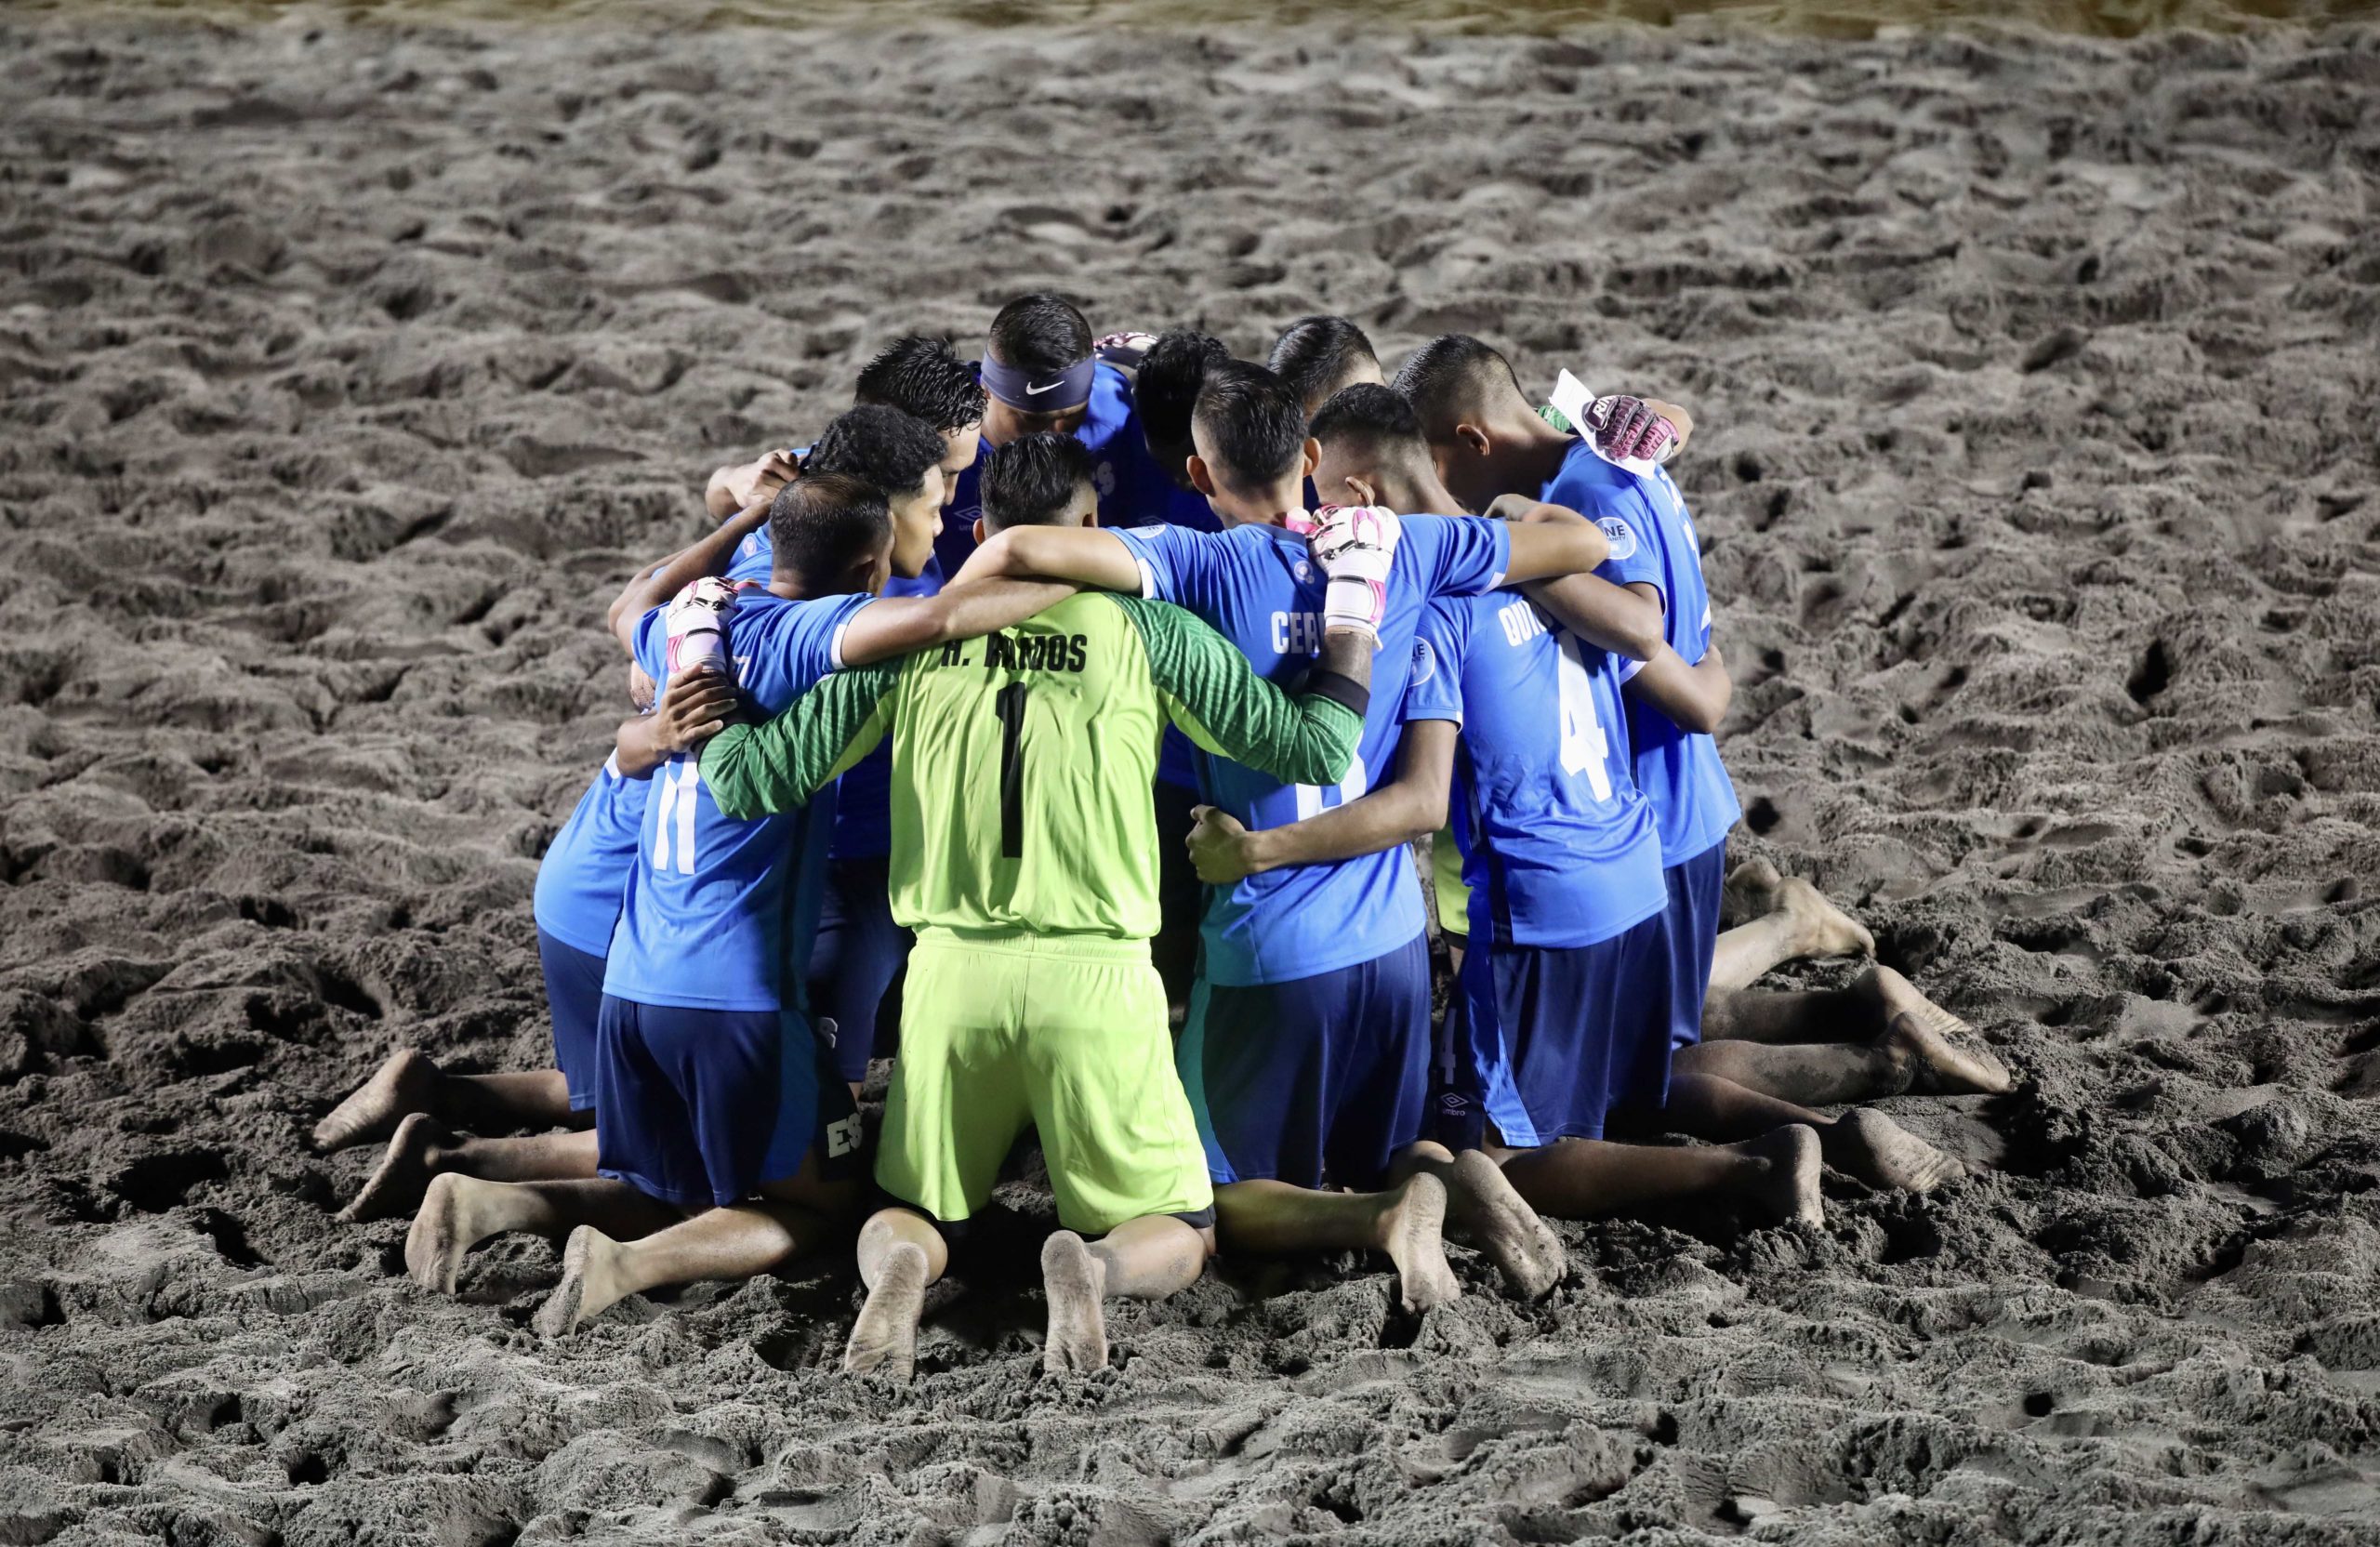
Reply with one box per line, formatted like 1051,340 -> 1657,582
1094,331 -> 1158,368
1484,492 -> 1548,523
1308,503 -> 1403,645
628,661 -> 658,713
650,666 -> 742,754
1186,804 -> 1258,885
727,450 -> 800,510
1585,395 -> 1680,465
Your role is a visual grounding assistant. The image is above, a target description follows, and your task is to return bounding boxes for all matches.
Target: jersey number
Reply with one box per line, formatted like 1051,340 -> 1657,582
994,682 -> 1027,859
650,759 -> 702,875
1556,636 -> 1614,802
1293,749 -> 1370,821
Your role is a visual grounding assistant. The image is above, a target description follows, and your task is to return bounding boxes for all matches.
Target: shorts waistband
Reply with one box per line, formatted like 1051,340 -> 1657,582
913,927 -> 1152,964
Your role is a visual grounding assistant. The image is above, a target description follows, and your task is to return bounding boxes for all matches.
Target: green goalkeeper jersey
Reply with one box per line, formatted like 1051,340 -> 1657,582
701,591 -> 1367,940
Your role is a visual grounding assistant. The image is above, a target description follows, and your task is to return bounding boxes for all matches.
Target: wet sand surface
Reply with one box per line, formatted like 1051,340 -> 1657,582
3,11 -> 2379,1543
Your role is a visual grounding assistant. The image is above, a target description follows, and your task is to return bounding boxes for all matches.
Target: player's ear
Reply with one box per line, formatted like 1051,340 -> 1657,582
972,516 -> 988,546
1455,422 -> 1491,459
1299,437 -> 1321,479
1187,455 -> 1217,498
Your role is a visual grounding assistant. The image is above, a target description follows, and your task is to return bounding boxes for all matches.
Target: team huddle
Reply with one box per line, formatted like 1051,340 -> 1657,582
311,295 -> 2013,1380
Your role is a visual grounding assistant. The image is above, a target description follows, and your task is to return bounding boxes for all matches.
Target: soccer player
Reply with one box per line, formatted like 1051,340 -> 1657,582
935,293 -> 1213,578
404,476 -> 1073,1334
704,336 -> 986,535
700,433 -> 1396,1380
1134,329 -> 1234,495
1189,388 -> 1969,1212
954,363 -> 1612,1302
1268,314 -> 1385,418
1397,337 -> 2007,1092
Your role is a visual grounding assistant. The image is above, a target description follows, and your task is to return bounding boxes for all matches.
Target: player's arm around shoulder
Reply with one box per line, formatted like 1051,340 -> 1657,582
699,664 -> 901,819
1625,640 -> 1732,735
1109,596 -> 1368,789
950,524 -> 1147,595
837,578 -> 1078,667
1488,493 -> 1613,586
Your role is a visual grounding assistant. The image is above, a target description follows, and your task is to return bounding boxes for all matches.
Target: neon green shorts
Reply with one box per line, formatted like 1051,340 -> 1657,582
878,929 -> 1213,1236
1431,824 -> 1471,941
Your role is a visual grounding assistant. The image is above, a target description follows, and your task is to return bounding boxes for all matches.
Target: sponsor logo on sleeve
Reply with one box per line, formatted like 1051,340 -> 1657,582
1597,516 -> 1639,562
1121,525 -> 1164,543
1411,637 -> 1438,686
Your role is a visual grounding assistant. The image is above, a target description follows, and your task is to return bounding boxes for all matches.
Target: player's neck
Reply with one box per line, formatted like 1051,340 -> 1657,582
1510,412 -> 1575,490
1211,483 -> 1306,529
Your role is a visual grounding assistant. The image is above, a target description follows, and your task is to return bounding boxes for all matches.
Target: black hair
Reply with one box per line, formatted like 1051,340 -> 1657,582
987,292 -> 1092,377
1391,334 -> 1525,440
981,431 -> 1096,534
853,336 -> 986,432
1192,361 -> 1308,494
1268,315 -> 1379,416
1308,383 -> 1432,474
1136,329 -> 1233,485
801,404 -> 946,501
769,472 -> 892,583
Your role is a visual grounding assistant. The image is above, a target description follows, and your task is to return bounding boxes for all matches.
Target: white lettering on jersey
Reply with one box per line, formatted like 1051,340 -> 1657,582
1498,597 -> 1549,649
826,1113 -> 863,1159
1270,611 -> 1325,657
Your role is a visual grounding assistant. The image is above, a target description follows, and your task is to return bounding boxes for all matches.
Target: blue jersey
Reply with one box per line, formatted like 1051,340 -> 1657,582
1114,516 -> 1512,986
935,361 -> 1216,581
1408,594 -> 1667,948
1542,440 -> 1740,864
531,756 -> 649,959
603,589 -> 871,1012
722,446 -> 934,857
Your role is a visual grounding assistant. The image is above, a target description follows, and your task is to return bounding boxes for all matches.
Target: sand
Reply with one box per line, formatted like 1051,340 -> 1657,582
3,8 -> 2379,1543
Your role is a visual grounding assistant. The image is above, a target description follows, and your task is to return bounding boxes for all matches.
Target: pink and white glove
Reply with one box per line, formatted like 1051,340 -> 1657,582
1583,394 -> 1679,465
664,576 -> 739,679
1306,504 -> 1403,646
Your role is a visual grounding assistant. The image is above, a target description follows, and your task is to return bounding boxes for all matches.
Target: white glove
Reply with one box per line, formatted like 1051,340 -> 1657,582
1306,504 -> 1402,646
663,577 -> 739,679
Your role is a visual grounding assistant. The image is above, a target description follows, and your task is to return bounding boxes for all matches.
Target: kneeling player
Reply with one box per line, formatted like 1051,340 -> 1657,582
700,434 -> 1385,1381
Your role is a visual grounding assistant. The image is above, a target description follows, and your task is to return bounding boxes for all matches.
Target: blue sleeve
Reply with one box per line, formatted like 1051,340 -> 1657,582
1584,486 -> 1667,596
630,605 -> 668,681
1410,514 -> 1512,601
1109,523 -> 1213,608
809,593 -> 875,676
1403,597 -> 1470,724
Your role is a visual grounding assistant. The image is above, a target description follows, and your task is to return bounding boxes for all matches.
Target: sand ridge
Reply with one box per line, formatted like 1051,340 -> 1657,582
3,12 -> 2380,1543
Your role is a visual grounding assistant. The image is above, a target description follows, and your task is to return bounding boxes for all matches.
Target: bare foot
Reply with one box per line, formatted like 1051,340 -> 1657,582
1743,1125 -> 1824,1228
1826,1109 -> 1967,1193
1724,858 -> 1785,919
1862,966 -> 1975,1041
405,1172 -> 508,1294
1875,1000 -> 2011,1097
313,1048 -> 439,1153
1446,1150 -> 1566,1300
1039,1231 -> 1108,1377
1775,877 -> 1874,961
1377,1172 -> 1461,1314
339,1112 -> 451,1223
846,1240 -> 930,1382
536,1224 -> 628,1338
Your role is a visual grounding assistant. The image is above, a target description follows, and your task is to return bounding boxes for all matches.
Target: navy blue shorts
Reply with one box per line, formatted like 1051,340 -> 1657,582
536,930 -> 607,1113
593,996 -> 863,1210
1660,840 -> 1727,1050
1443,917 -> 1673,1148
804,857 -> 911,1085
1178,933 -> 1432,1191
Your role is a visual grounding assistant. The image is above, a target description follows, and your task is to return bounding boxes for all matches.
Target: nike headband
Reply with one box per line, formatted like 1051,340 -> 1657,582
981,353 -> 1096,412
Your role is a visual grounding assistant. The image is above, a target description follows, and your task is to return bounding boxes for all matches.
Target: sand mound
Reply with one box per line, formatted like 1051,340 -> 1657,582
4,12 -> 2379,1542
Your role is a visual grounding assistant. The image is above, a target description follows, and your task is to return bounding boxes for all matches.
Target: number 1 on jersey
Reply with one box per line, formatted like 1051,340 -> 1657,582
994,681 -> 1027,859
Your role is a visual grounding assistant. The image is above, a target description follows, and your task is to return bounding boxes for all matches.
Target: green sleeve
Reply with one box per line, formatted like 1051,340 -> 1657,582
698,663 -> 899,819
1108,596 -> 1366,787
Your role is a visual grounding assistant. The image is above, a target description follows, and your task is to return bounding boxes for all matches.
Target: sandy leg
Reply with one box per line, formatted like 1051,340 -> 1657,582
535,1224 -> 628,1338
1745,1125 -> 1826,1227
1871,992 -> 2012,1095
1446,1149 -> 1566,1300
1379,1172 -> 1460,1315
340,1112 -> 451,1223
405,1173 -> 509,1295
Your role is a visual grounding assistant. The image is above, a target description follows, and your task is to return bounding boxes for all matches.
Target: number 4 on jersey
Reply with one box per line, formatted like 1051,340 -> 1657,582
1555,636 -> 1614,801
